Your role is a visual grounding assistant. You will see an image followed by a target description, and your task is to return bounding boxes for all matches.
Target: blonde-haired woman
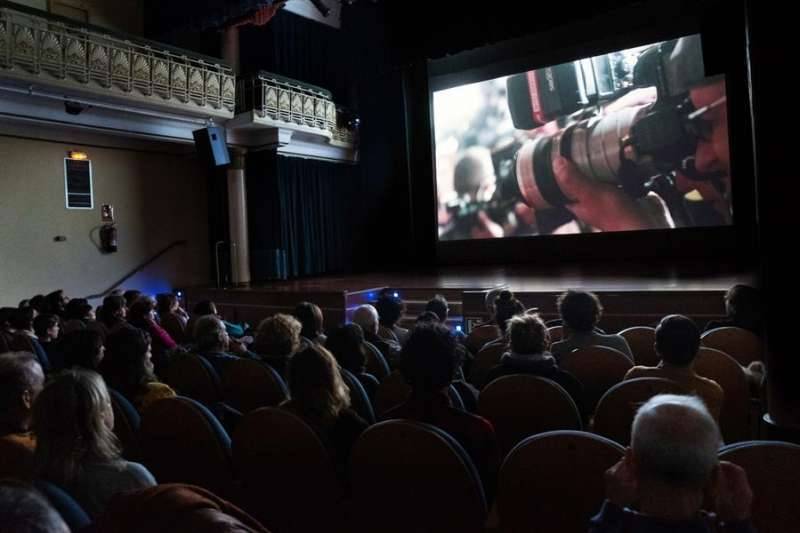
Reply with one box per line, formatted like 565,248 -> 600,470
254,313 -> 303,379
282,344 -> 368,480
33,369 -> 156,517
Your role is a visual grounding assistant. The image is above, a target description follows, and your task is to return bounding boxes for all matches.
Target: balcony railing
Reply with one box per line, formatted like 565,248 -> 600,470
237,70 -> 357,147
0,2 -> 235,118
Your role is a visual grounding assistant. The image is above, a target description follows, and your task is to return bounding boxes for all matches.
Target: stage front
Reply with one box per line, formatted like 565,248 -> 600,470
181,266 -> 754,333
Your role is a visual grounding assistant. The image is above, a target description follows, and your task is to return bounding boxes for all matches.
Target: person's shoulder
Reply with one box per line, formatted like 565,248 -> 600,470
625,365 -> 657,379
338,408 -> 370,431
694,373 -> 724,396
119,461 -> 157,486
454,407 -> 495,435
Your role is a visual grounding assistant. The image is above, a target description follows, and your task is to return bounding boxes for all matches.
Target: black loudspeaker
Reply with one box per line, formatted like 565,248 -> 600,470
193,126 -> 231,167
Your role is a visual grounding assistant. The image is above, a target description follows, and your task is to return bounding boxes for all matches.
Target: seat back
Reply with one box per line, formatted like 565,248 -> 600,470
719,440 -> 800,533
221,358 -> 288,413
465,323 -> 501,355
469,343 -> 507,388
139,396 -> 233,498
108,387 -> 141,460
695,347 -> 751,442
498,430 -> 624,533
547,325 -> 564,342
479,375 -> 582,457
164,353 -> 222,406
232,407 -> 343,533
34,480 -> 92,532
363,341 -> 391,381
560,346 -> 633,414
592,377 -> 687,445
701,327 -> 762,366
341,368 -> 376,424
619,326 -> 659,367
351,420 -> 487,533
374,370 -> 411,416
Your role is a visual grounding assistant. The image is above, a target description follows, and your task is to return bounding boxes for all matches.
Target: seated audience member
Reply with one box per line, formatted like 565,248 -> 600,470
283,344 -> 368,480
484,313 -> 584,410
383,323 -> 499,496
94,483 -> 271,533
33,369 -> 157,517
103,326 -> 176,413
1,307 -> 37,355
123,290 -> 142,310
253,314 -> 302,379
550,290 -> 633,361
425,294 -> 450,324
326,323 -> 378,401
0,353 -> 44,480
193,315 -> 254,376
28,294 -> 47,315
62,298 -> 96,334
426,294 -> 468,339
591,394 -> 754,532
187,301 -> 248,343
417,309 -> 474,387
0,481 -> 69,533
294,301 -> 327,345
352,304 -> 401,366
374,290 -> 409,345
128,297 -> 178,374
97,294 -> 128,336
11,308 -> 51,373
60,329 -> 105,372
33,313 -> 60,370
156,293 -> 189,345
625,315 -> 724,420
705,284 -> 762,336
479,290 -> 526,352
44,290 -> 69,318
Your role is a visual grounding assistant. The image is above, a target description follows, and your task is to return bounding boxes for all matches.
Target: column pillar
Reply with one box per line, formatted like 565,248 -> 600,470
227,148 -> 251,285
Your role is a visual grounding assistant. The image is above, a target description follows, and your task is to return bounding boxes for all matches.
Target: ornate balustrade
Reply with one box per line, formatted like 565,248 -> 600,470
236,70 -> 357,148
0,2 -> 234,119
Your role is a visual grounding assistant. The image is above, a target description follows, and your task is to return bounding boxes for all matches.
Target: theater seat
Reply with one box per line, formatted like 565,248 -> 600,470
350,420 -> 487,533
719,440 -> 800,533
592,377 -> 687,445
497,430 -> 624,533
469,343 -> 507,388
701,327 -> 762,366
164,353 -> 223,406
341,368 -> 376,424
34,480 -> 92,532
695,347 -> 751,442
221,358 -> 288,413
232,407 -> 345,533
618,326 -> 659,367
560,346 -> 633,414
139,396 -> 234,499
479,375 -> 582,457
547,325 -> 564,342
108,387 -> 141,460
363,341 -> 391,381
465,323 -> 501,355
374,371 -> 410,415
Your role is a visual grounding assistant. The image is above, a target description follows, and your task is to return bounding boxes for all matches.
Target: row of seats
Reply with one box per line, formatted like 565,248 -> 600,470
470,328 -> 760,444
104,391 -> 800,533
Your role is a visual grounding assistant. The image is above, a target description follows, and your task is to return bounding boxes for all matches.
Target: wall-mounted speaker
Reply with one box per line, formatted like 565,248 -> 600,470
193,126 -> 231,167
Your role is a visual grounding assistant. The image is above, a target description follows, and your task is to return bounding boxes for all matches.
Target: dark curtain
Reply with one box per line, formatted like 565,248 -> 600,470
247,152 -> 362,279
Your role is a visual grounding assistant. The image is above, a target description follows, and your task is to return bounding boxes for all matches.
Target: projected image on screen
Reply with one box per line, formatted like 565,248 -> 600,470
433,34 -> 732,241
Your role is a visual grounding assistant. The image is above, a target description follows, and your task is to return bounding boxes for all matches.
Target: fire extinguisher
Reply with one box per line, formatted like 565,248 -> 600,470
100,223 -> 118,253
